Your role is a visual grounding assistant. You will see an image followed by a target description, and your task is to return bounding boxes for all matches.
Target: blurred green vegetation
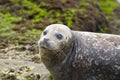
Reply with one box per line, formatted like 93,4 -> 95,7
0,0 -> 120,48
100,0 -> 119,20
48,75 -> 53,80
100,0 -> 119,14
0,13 -> 18,37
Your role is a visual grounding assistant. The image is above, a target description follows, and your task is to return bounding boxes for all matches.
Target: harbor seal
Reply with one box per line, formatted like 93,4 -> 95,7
38,24 -> 120,80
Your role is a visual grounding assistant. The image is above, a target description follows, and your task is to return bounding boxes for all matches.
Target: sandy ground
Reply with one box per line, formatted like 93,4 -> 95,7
0,45 -> 50,80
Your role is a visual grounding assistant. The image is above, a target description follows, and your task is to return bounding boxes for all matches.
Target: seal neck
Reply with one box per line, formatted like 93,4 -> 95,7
50,32 -> 76,80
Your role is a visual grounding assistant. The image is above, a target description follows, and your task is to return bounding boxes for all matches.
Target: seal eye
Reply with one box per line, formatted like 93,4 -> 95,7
55,33 -> 63,40
43,31 -> 47,35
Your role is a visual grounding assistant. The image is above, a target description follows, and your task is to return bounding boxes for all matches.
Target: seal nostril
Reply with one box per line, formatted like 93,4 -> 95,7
44,38 -> 49,42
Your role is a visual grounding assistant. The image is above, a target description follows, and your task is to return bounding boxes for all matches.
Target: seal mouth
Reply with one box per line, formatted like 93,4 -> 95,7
40,46 -> 47,49
39,40 -> 50,49
38,39 -> 55,50
40,44 -> 55,51
40,43 -> 52,50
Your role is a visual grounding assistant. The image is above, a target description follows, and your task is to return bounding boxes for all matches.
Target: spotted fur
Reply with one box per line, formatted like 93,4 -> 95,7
38,24 -> 120,80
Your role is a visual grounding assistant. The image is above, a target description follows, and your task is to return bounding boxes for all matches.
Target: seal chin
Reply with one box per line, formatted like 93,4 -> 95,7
40,45 -> 55,51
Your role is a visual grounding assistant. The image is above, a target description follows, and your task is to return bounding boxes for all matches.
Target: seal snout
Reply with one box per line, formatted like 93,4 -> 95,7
42,38 -> 49,46
38,37 -> 50,49
43,38 -> 49,43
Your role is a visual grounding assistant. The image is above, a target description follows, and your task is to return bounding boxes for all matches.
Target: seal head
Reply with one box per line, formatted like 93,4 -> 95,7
38,24 -> 73,73
38,24 -> 72,51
